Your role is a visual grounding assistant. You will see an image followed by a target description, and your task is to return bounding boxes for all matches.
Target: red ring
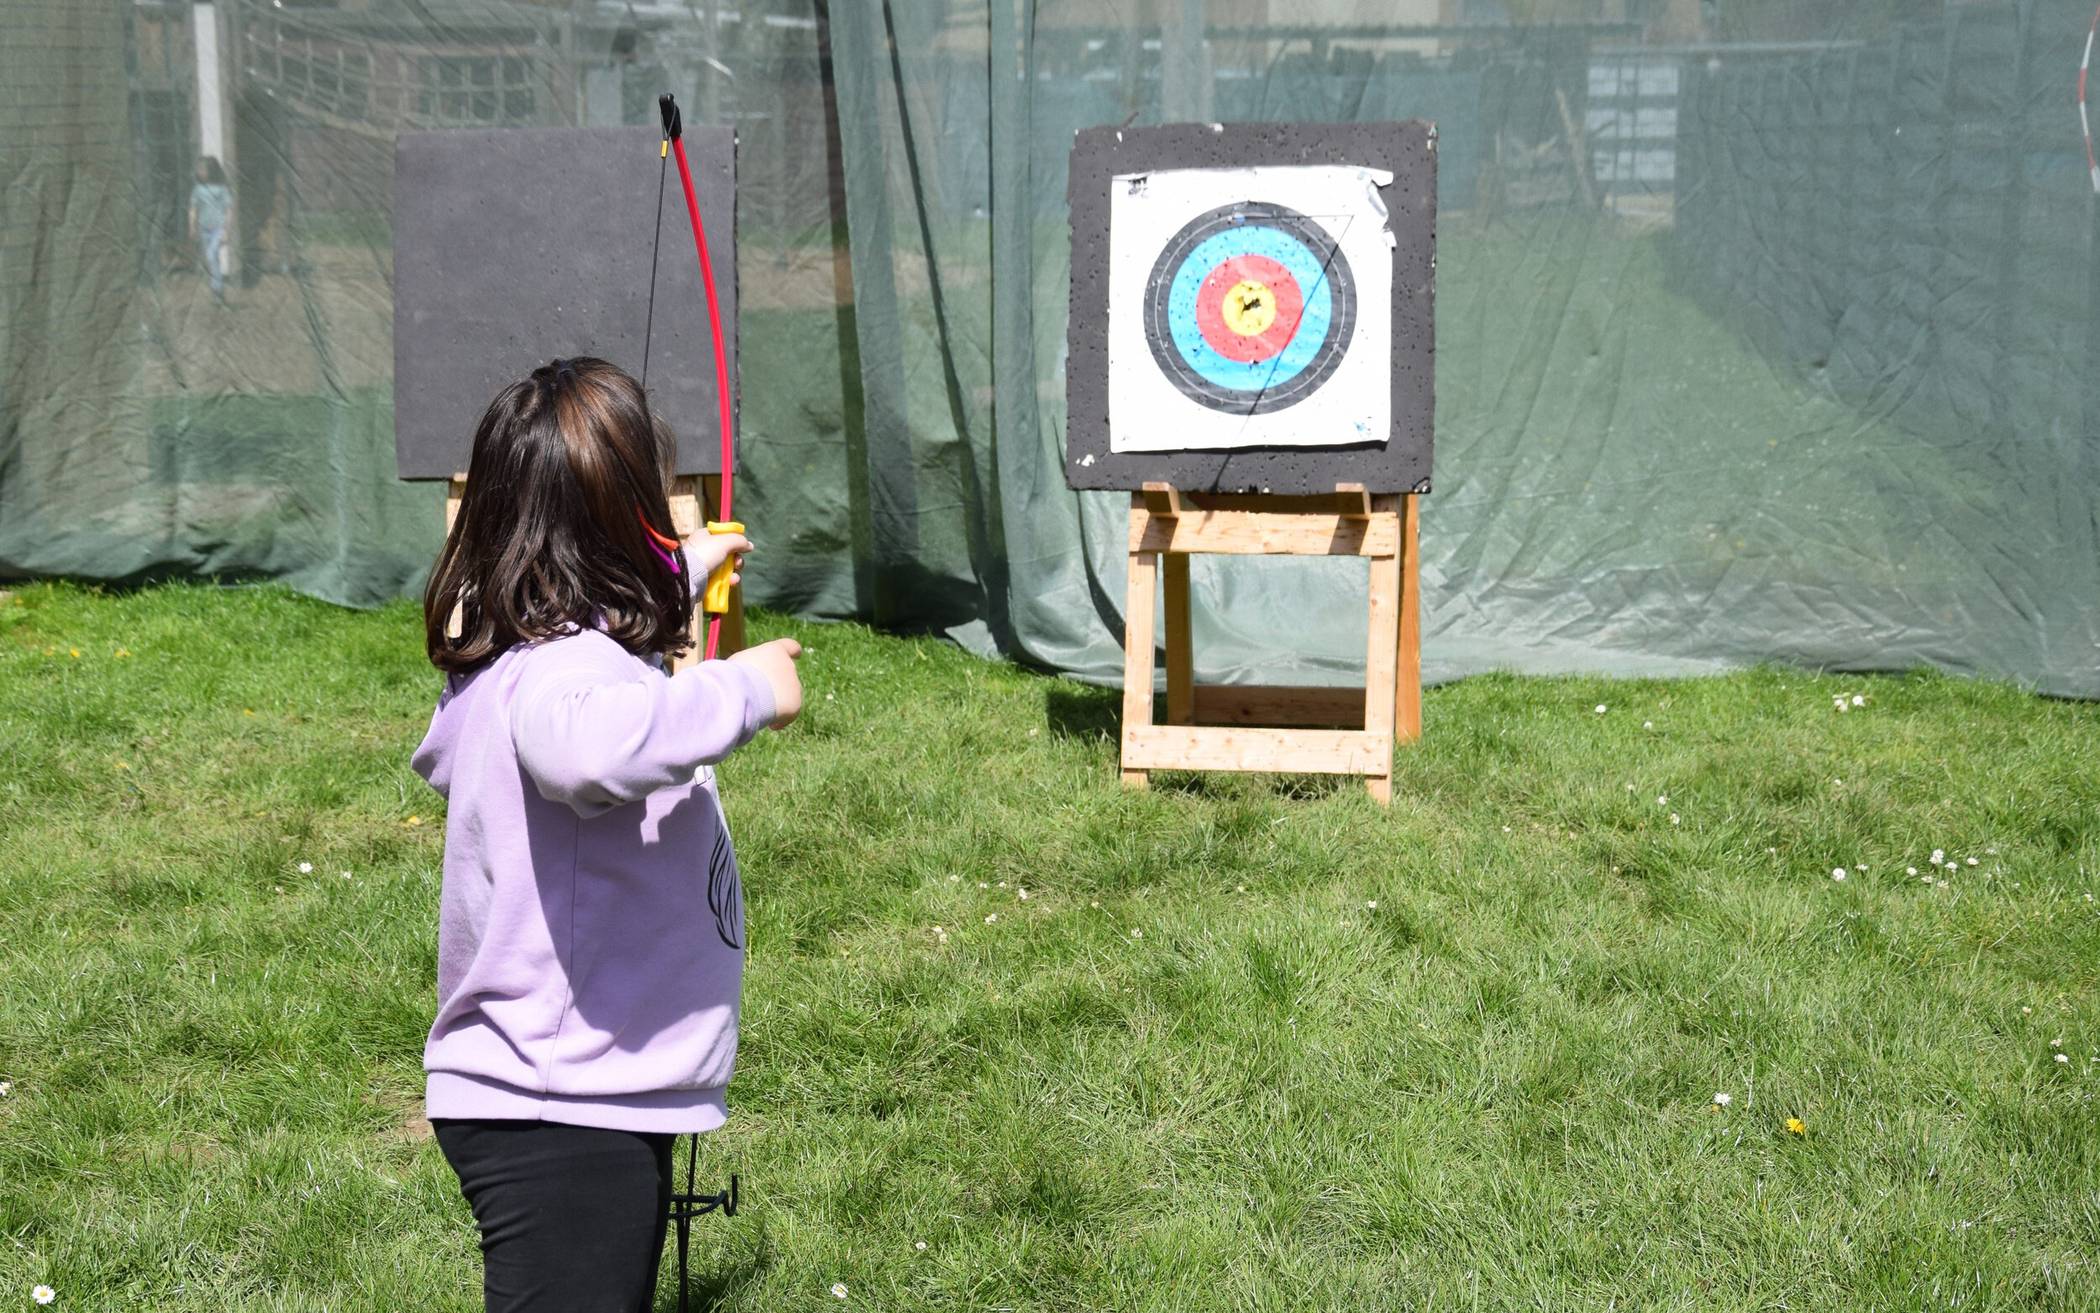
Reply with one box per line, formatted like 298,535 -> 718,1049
1193,255 -> 1304,363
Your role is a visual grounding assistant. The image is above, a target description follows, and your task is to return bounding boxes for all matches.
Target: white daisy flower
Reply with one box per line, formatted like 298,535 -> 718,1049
1657,794 -> 1668,806
1907,867 -> 1918,876
0,1081 -> 10,1097
1643,720 -> 1654,730
915,1241 -> 927,1251
1966,857 -> 1979,867
832,1282 -> 849,1299
1931,849 -> 1945,865
2022,1006 -> 2033,1015
33,1288 -> 55,1306
983,914 -> 997,924
1016,889 -> 1029,900
297,862 -> 313,874
1832,869 -> 1846,881
1851,695 -> 1865,707
2056,1053 -> 2070,1065
1594,704 -> 1607,714
1130,928 -> 1143,939
1366,900 -> 1378,909
1669,813 -> 1680,825
1712,1091 -> 1731,1107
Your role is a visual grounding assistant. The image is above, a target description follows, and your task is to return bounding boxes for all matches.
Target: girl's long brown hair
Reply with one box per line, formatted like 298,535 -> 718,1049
423,357 -> 692,673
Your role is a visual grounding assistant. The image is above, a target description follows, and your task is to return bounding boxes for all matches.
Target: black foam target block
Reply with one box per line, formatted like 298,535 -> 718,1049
1065,121 -> 1435,495
392,124 -> 737,480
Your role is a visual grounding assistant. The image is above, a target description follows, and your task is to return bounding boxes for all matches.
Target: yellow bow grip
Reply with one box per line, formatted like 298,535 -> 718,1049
701,521 -> 743,615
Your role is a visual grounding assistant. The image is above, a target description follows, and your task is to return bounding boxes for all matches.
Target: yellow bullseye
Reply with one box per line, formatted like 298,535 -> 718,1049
1220,279 -> 1277,337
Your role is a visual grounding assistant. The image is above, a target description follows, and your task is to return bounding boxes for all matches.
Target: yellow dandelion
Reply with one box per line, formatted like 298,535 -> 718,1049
68,648 -> 79,659
406,815 -> 423,827
114,648 -> 130,658
1784,1117 -> 1806,1136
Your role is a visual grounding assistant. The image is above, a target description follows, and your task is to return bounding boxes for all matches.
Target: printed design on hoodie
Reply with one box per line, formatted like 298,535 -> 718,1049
707,826 -> 744,950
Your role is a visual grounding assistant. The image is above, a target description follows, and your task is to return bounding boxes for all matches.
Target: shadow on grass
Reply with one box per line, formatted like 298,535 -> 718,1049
656,1215 -> 770,1313
1045,682 -> 1119,743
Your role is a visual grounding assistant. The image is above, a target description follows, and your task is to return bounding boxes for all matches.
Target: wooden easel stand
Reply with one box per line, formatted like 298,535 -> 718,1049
445,473 -> 744,673
1120,482 -> 1421,804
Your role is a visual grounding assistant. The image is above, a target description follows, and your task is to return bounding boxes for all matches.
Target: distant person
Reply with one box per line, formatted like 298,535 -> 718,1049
414,357 -> 802,1312
187,157 -> 233,303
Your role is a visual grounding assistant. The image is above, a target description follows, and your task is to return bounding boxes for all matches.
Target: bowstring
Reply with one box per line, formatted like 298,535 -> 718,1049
641,137 -> 670,400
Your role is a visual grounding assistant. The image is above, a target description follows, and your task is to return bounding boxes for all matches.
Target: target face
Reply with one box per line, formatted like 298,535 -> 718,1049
1145,203 -> 1356,414
1106,165 -> 1393,453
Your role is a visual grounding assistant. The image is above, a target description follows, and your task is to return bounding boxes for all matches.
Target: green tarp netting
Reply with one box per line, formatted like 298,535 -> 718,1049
6,1 -> 2097,695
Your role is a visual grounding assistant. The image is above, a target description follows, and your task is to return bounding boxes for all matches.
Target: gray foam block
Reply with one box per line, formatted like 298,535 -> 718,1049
1065,121 -> 1435,495
393,123 -> 737,480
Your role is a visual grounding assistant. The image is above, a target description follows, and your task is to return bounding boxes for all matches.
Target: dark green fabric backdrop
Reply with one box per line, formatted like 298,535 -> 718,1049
4,1 -> 2095,694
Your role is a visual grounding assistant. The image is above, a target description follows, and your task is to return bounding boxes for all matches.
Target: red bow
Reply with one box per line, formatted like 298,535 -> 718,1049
646,92 -> 736,660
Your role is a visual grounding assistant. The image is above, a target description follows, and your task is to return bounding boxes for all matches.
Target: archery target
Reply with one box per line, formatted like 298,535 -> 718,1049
1146,203 -> 1354,412
1108,165 -> 1393,452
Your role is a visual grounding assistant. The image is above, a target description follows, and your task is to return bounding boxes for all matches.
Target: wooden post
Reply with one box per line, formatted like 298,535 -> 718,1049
1362,493 -> 1401,804
1163,554 -> 1194,725
1397,492 -> 1422,743
1121,494 -> 1159,791
1118,486 -> 1423,801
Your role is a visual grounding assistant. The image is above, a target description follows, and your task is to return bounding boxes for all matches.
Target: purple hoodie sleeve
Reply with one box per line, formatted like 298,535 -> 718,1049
508,631 -> 776,816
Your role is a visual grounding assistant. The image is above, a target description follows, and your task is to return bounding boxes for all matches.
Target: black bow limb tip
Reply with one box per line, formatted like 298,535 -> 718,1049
669,1129 -> 738,1313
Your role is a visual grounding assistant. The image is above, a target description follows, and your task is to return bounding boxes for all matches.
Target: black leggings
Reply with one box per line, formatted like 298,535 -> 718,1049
434,1118 -> 673,1313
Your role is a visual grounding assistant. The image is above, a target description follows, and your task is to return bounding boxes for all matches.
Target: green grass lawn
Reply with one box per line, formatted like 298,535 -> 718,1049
2,583 -> 2097,1311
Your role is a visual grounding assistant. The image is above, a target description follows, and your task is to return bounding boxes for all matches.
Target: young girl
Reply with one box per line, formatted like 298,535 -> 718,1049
413,357 -> 802,1312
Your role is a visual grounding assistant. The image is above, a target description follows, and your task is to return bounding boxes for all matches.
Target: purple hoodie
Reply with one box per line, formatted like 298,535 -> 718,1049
411,629 -> 776,1133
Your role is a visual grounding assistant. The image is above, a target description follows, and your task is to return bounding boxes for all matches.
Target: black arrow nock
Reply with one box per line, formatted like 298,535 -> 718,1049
658,92 -> 683,142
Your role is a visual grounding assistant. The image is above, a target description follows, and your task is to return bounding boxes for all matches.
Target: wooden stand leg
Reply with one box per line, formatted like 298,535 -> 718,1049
1363,495 -> 1401,804
443,475 -> 468,639
668,477 -> 706,673
701,474 -> 747,658
1121,499 -> 1158,791
1397,493 -> 1422,743
1163,553 -> 1193,725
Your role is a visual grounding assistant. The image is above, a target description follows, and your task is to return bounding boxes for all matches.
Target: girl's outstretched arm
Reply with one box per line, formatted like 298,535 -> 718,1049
509,630 -> 776,816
